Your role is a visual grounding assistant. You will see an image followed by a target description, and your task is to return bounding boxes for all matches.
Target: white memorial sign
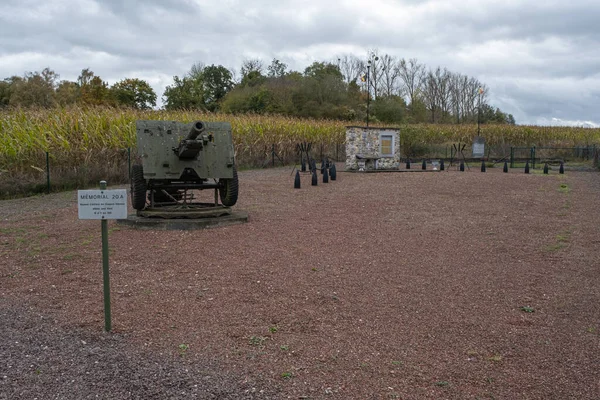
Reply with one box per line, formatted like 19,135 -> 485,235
78,189 -> 128,220
472,136 -> 486,158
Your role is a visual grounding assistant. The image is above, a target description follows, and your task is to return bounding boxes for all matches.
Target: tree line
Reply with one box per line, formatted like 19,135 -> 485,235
0,50 -> 515,125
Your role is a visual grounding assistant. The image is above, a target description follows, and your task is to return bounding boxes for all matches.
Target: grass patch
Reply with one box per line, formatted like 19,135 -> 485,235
520,306 -> 535,313
248,335 -> 268,347
558,183 -> 570,193
178,343 -> 189,356
556,232 -> 571,242
487,354 -> 503,362
544,243 -> 566,252
435,381 -> 450,387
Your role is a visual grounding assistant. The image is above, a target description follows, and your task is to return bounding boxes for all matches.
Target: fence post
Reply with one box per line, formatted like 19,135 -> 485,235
46,151 -> 50,194
532,146 -> 536,169
510,147 -> 514,168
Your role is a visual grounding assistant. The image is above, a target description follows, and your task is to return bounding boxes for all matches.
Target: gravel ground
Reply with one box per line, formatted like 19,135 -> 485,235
1,164 -> 599,399
0,302 -> 275,399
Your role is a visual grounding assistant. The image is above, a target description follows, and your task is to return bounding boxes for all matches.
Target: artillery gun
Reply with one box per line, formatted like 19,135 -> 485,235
130,120 -> 238,218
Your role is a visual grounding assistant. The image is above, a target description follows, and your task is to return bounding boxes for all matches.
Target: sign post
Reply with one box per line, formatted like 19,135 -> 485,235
78,181 -> 127,332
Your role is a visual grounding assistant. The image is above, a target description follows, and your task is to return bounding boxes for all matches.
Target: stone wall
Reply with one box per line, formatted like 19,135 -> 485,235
345,126 -> 401,170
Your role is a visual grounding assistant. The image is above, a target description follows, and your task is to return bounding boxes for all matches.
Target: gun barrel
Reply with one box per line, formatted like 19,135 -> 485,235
186,121 -> 205,140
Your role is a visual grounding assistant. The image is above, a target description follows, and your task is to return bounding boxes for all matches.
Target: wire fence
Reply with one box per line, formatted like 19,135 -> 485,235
2,142 -> 598,198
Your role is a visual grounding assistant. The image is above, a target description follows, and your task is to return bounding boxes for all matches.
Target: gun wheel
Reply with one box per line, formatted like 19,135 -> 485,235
219,165 -> 239,207
131,164 -> 147,210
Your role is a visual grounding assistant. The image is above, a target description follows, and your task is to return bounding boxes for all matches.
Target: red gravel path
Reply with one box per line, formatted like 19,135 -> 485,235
1,165 -> 599,399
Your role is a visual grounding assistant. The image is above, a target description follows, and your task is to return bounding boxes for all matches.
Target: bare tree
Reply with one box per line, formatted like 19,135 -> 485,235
379,54 -> 400,97
398,58 -> 425,106
240,58 -> 264,78
337,54 -> 365,85
435,67 -> 452,121
422,68 -> 439,122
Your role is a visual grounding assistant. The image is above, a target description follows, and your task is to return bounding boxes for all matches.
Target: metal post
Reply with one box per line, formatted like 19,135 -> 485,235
477,90 -> 481,136
99,180 -> 112,332
510,147 -> 514,168
530,147 -> 534,168
46,151 -> 50,194
366,61 -> 371,127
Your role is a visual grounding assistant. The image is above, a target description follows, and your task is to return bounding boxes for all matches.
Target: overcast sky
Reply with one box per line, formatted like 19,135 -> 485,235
1,0 -> 599,126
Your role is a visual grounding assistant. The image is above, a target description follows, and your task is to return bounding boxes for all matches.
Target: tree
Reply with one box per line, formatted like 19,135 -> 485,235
9,68 -> 58,108
240,58 -> 264,78
110,78 -> 156,109
398,58 -> 425,107
267,59 -> 288,78
55,80 -> 80,105
337,54 -> 365,85
372,95 -> 406,124
163,63 -> 233,111
378,54 -> 400,97
163,75 -> 204,110
78,69 -> 110,106
0,79 -> 14,107
201,64 -> 234,111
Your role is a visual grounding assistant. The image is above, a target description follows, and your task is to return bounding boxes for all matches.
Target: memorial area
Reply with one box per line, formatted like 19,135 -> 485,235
345,126 -> 401,171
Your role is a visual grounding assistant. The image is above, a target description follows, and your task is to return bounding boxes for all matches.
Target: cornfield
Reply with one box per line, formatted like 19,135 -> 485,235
1,106 -> 599,195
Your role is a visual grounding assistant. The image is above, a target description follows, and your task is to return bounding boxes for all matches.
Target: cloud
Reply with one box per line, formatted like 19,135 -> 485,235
0,0 -> 598,125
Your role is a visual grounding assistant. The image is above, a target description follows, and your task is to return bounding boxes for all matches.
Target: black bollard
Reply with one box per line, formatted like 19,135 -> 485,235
543,163 -> 549,174
481,160 -> 486,172
406,159 -> 411,169
559,162 -> 564,174
301,158 -> 306,172
503,161 -> 508,173
525,160 -> 530,174
440,160 -> 445,171
311,158 -> 317,173
460,162 -> 465,172
294,170 -> 301,189
330,164 -> 337,181
323,166 -> 329,183
422,159 -> 427,170
311,170 -> 318,186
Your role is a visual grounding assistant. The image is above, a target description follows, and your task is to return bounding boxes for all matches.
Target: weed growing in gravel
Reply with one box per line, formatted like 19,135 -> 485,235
520,306 -> 535,313
556,231 -> 571,243
586,327 -> 597,334
280,345 -> 289,351
435,381 -> 450,387
178,344 -> 189,356
269,326 -> 278,333
281,371 -> 293,379
249,336 -> 268,346
391,360 -> 403,366
487,355 -> 503,362
544,243 -> 566,252
558,183 -> 570,193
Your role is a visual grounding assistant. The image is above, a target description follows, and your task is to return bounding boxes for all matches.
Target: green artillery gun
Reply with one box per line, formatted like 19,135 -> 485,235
130,120 -> 238,217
